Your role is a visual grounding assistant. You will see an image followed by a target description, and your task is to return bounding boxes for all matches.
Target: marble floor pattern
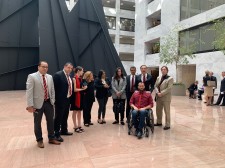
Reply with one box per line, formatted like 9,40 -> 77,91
0,91 -> 225,168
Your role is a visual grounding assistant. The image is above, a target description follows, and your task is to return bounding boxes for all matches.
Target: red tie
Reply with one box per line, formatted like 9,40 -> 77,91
131,75 -> 134,92
66,74 -> 72,96
42,75 -> 48,100
143,75 -> 146,83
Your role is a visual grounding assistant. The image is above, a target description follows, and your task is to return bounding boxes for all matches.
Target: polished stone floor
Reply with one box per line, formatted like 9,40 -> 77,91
0,91 -> 225,168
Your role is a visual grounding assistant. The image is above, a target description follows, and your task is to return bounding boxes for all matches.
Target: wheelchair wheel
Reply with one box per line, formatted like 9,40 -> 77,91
150,112 -> 154,133
145,128 -> 149,137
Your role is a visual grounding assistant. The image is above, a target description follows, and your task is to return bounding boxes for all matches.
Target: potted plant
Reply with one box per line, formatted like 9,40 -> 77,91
159,28 -> 196,96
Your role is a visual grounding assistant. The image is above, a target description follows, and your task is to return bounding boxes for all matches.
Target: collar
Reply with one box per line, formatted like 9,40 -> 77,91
38,71 -> 46,77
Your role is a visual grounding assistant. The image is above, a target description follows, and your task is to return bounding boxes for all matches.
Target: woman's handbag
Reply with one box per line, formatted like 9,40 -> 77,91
207,80 -> 216,87
107,89 -> 112,97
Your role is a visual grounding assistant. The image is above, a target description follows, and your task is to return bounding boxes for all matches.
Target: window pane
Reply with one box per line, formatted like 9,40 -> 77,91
189,0 -> 200,17
200,24 -> 215,51
180,0 -> 189,20
188,29 -> 200,52
120,18 -> 135,32
105,16 -> 116,30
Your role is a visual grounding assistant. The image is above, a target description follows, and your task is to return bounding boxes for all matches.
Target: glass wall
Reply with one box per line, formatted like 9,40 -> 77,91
180,0 -> 225,20
120,18 -> 135,32
105,16 -> 116,30
179,19 -> 225,54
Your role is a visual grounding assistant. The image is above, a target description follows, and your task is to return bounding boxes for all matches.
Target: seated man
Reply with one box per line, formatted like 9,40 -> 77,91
188,81 -> 198,99
130,82 -> 154,139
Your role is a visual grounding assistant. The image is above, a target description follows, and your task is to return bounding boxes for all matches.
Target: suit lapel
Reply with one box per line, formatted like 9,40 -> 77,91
36,72 -> 44,88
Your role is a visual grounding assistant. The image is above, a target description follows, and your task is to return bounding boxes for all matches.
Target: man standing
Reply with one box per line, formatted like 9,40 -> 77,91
137,65 -> 155,92
214,71 -> 225,106
125,66 -> 138,122
130,82 -> 154,139
26,61 -> 60,148
154,66 -> 174,130
209,71 -> 217,104
53,63 -> 74,142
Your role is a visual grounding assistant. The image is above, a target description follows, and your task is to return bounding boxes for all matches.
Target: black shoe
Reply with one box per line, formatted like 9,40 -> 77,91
135,129 -> 138,136
112,121 -> 119,124
121,121 -> 125,125
137,131 -> 142,139
56,136 -> 64,142
154,123 -> 162,126
84,123 -> 89,127
60,131 -> 73,136
220,104 -> 225,106
164,126 -> 170,130
89,122 -> 94,125
213,103 -> 219,105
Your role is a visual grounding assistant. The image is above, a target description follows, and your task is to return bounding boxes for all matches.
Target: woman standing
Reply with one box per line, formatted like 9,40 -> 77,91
111,67 -> 127,125
94,70 -> 111,124
203,70 -> 214,106
83,71 -> 95,127
70,66 -> 87,133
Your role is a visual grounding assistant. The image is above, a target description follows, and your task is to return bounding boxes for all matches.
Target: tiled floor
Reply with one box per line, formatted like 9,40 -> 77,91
1,91 -> 225,168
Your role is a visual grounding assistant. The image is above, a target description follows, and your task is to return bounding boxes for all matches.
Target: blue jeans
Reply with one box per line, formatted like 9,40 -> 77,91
132,110 -> 148,130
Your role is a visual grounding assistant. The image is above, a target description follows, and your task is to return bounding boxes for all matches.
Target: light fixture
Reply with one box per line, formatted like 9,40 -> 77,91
107,0 -> 110,3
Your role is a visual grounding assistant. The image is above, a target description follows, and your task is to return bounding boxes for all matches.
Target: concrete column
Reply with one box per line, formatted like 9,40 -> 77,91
115,0 -> 121,54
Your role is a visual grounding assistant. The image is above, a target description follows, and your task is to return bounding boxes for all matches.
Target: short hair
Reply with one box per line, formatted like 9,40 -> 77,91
130,66 -> 136,70
83,71 -> 93,81
38,61 -> 48,66
161,66 -> 168,71
140,65 -> 147,69
74,66 -> 83,73
64,62 -> 73,67
205,70 -> 209,75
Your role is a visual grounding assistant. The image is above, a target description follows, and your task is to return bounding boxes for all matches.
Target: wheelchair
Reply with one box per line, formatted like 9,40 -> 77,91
127,109 -> 154,137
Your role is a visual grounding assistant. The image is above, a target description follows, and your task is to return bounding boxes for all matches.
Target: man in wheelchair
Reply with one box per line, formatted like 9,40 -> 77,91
130,82 -> 154,139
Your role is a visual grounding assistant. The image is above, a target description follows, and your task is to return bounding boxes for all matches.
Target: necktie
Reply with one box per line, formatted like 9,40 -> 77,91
66,74 -> 72,96
131,75 -> 134,92
143,75 -> 146,83
42,75 -> 48,100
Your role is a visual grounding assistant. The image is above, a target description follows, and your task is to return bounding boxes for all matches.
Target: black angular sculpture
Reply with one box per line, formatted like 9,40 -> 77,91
0,0 -> 125,90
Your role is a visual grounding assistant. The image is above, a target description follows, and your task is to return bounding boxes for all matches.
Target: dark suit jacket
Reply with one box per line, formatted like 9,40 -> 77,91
211,76 -> 217,88
94,77 -> 111,99
220,78 -> 225,92
137,73 -> 155,92
125,75 -> 138,97
53,70 -> 72,106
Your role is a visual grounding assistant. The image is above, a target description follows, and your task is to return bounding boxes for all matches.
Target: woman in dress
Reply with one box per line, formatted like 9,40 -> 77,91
94,70 -> 111,124
70,66 -> 87,133
111,67 -> 127,125
82,71 -> 95,127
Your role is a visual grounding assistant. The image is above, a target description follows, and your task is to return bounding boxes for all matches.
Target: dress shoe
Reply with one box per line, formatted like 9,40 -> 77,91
97,119 -> 103,124
135,129 -> 139,136
102,119 -> 106,124
49,139 -> 61,145
60,131 -> 73,136
220,104 -> 225,106
55,136 -> 64,142
164,126 -> 170,130
120,121 -> 125,125
213,103 -> 219,105
37,140 -> 44,148
89,122 -> 94,125
137,131 -> 142,139
112,120 -> 119,124
154,123 -> 162,126
84,123 -> 89,127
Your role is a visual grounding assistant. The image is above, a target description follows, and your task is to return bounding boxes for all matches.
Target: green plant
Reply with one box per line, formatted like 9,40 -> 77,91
159,27 -> 196,83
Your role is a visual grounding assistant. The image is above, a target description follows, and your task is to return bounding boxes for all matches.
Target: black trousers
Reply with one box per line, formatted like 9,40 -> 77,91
97,97 -> 108,119
113,99 -> 125,121
54,98 -> 70,136
198,90 -> 204,99
126,92 -> 133,120
83,100 -> 94,124
34,100 -> 55,142
215,93 -> 225,105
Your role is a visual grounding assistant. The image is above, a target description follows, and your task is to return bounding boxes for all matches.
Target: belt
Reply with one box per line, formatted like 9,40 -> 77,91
44,98 -> 50,102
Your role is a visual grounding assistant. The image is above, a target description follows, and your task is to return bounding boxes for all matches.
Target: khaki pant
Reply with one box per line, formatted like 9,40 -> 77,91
156,100 -> 171,127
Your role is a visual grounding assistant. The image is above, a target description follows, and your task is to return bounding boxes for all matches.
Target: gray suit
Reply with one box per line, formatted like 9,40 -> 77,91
26,71 -> 55,141
155,75 -> 174,127
26,72 -> 55,109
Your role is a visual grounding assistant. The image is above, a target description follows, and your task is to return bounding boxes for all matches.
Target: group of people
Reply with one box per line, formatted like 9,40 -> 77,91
188,71 -> 225,106
26,61 -> 174,147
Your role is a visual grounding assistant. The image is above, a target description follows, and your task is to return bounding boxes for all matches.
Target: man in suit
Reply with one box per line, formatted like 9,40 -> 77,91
125,66 -> 138,122
26,61 -> 61,148
137,65 -> 155,92
210,71 -> 217,104
214,71 -> 225,106
154,66 -> 174,130
53,62 -> 74,142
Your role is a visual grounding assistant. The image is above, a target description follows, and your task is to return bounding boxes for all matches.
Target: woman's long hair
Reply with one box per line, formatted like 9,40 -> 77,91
113,67 -> 124,80
98,70 -> 105,79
